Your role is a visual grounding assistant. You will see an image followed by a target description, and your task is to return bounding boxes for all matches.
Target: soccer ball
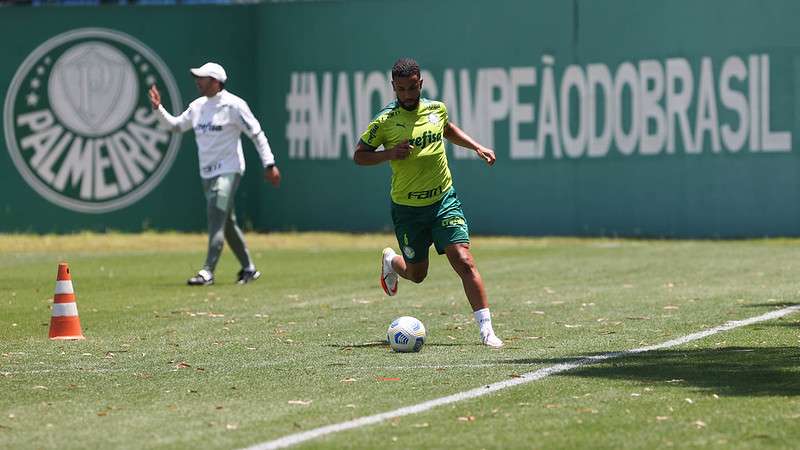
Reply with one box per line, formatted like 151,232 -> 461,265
387,316 -> 426,352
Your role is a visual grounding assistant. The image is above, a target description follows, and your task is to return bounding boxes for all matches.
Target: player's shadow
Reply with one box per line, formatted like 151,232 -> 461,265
325,342 -> 461,350
500,346 -> 800,397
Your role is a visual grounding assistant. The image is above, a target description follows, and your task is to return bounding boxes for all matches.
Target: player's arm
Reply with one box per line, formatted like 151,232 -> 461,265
148,84 -> 192,132
353,140 -> 411,165
444,122 -> 496,166
235,101 -> 281,187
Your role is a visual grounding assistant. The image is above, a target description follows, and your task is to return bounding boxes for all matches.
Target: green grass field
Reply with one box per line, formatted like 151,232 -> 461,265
1,233 -> 799,449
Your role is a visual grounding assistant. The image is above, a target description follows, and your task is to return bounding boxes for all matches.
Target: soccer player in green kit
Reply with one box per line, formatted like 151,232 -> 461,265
354,58 -> 503,348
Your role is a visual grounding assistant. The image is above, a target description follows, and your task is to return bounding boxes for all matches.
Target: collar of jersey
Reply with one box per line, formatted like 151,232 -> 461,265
206,89 -> 227,101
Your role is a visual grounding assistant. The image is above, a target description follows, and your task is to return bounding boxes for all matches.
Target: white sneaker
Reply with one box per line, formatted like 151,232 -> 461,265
482,333 -> 504,348
380,247 -> 399,296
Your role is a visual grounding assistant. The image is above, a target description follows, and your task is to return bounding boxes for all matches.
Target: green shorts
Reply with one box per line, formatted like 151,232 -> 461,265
390,187 -> 470,263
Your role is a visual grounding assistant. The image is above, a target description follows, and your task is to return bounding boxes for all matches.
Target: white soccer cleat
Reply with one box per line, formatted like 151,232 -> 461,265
380,247 -> 399,296
482,333 -> 504,348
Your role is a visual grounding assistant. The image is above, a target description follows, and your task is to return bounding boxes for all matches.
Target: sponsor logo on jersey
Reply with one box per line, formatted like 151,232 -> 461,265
3,27 -> 182,213
407,185 -> 443,200
409,130 -> 442,149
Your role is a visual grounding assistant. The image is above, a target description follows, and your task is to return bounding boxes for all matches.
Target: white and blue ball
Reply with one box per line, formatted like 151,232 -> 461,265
387,316 -> 426,353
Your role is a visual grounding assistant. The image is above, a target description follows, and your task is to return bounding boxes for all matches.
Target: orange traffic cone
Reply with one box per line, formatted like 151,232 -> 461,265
48,262 -> 85,340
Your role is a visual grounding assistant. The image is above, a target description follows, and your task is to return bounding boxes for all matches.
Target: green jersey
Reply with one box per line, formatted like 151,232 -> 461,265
359,98 -> 452,207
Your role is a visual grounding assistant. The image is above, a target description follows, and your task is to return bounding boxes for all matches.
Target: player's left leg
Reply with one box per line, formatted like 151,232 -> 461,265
443,243 -> 485,311
219,175 -> 259,284
225,209 -> 260,284
442,244 -> 502,347
433,188 -> 503,348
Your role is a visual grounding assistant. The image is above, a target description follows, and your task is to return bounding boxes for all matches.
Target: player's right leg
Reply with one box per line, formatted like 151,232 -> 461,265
189,176 -> 229,286
380,249 -> 430,296
382,202 -> 432,295
380,247 -> 399,296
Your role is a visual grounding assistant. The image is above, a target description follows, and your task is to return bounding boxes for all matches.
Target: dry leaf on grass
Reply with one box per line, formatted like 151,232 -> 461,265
288,400 -> 312,406
457,416 -> 476,422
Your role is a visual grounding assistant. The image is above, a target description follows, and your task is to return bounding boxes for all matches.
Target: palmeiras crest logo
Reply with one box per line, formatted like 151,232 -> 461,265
3,28 -> 183,213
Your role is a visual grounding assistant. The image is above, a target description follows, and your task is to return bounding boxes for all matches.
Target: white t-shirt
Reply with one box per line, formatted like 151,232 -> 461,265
156,90 -> 275,179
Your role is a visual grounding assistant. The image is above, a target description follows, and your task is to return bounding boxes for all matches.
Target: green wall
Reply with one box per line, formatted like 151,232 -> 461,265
2,0 -> 799,236
0,6 -> 261,232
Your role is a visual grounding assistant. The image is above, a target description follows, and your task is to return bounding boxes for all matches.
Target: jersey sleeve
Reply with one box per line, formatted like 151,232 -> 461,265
156,104 -> 193,132
358,114 -> 386,149
235,99 -> 276,167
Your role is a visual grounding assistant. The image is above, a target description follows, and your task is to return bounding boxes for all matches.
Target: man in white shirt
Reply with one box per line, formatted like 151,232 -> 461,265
148,62 -> 281,286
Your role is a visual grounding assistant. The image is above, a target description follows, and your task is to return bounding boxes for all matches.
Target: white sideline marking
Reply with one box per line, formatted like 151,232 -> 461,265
244,305 -> 800,450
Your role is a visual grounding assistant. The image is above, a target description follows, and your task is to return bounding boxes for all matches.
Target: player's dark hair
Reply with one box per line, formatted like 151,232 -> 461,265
392,58 -> 421,79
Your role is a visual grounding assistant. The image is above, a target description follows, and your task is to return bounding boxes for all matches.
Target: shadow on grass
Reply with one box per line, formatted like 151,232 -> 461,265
743,302 -> 800,308
500,346 -> 800,397
324,342 -> 461,349
754,321 -> 800,328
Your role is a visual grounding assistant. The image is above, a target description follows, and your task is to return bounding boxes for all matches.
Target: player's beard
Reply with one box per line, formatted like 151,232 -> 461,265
399,95 -> 420,111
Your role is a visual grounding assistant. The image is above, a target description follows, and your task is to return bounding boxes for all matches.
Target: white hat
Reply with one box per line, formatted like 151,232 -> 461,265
190,62 -> 227,83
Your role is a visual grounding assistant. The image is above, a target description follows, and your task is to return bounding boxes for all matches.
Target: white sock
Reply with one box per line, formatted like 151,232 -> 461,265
244,264 -> 256,272
473,308 -> 495,338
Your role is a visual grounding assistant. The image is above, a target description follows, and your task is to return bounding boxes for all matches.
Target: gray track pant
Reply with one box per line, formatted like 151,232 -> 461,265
201,173 -> 253,274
